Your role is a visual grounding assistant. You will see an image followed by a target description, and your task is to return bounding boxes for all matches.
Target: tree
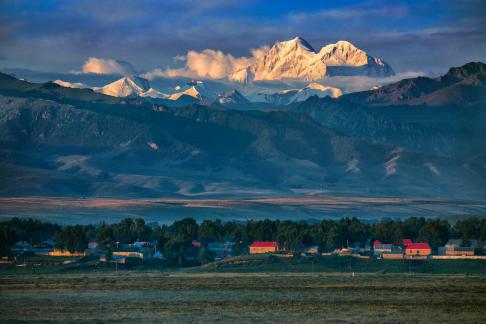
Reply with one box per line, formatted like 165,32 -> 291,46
151,225 -> 170,250
222,221 -> 245,243
372,220 -> 400,243
276,221 -> 301,251
418,219 -> 450,249
113,218 -> 135,243
164,234 -> 189,266
480,219 -> 486,241
54,225 -> 87,253
170,218 -> 198,243
245,219 -> 277,242
402,217 -> 426,240
198,247 -> 215,264
454,217 -> 480,240
325,225 -> 344,250
0,225 -> 15,257
341,217 -> 370,245
131,218 -> 151,241
198,219 -> 223,244
96,223 -> 115,248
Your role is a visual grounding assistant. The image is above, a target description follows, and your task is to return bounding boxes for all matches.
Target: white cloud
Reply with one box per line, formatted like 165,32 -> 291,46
142,46 -> 270,80
80,57 -> 136,75
319,71 -> 428,93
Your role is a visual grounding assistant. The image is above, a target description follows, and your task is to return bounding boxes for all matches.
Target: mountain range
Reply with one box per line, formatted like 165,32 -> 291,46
54,75 -> 343,107
44,36 -> 399,106
0,62 -> 484,201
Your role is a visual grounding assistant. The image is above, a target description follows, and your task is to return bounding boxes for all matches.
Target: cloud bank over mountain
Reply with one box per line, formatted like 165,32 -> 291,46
142,37 -> 394,83
142,46 -> 270,80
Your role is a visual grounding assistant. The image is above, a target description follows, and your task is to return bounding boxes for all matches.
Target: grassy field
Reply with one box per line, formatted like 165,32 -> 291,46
1,255 -> 486,322
1,271 -> 486,323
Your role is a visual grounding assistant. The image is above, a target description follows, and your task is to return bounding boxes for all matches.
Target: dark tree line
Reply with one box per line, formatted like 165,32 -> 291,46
2,216 -> 486,263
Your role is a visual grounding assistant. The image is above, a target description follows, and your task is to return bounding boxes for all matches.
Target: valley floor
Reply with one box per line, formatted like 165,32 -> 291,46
1,271 -> 486,323
1,196 -> 486,224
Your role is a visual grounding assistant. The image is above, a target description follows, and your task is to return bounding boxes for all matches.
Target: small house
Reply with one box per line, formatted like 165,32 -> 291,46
338,248 -> 352,256
445,239 -> 462,250
373,244 -> 393,256
133,241 -> 153,248
405,243 -> 431,258
382,250 -> 404,259
11,241 -> 33,255
302,245 -> 319,255
249,241 -> 278,254
85,242 -> 104,256
32,241 -> 54,255
112,251 -> 144,259
438,246 -> 475,256
48,249 -> 86,257
153,251 -> 165,259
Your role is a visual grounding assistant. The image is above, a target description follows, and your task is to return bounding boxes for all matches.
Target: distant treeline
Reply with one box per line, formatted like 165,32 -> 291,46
1,216 -> 486,261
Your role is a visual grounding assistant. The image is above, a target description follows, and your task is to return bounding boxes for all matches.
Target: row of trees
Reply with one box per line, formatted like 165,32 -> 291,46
1,216 -> 486,264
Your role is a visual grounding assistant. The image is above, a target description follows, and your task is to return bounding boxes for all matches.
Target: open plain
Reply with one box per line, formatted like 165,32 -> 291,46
1,271 -> 486,323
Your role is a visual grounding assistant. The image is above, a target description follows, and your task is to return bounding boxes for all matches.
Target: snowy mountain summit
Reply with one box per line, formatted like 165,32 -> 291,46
229,37 -> 394,83
95,76 -> 151,97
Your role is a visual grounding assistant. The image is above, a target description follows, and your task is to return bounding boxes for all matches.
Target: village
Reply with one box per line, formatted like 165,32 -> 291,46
7,233 -> 486,267
2,216 -> 486,271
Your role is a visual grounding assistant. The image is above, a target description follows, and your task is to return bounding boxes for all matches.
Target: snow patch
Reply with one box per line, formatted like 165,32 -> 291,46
346,159 -> 360,173
147,142 -> 158,150
385,154 -> 401,176
53,80 -> 86,89
425,162 -> 440,176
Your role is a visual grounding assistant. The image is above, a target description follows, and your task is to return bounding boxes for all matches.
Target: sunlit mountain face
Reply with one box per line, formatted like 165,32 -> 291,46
0,0 -> 485,221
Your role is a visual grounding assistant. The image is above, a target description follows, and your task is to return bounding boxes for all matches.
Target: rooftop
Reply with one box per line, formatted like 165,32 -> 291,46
407,243 -> 431,250
250,241 -> 278,248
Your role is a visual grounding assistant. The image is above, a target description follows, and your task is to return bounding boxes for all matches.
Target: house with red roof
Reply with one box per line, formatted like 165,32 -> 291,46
249,241 -> 278,254
405,243 -> 431,259
372,240 -> 382,246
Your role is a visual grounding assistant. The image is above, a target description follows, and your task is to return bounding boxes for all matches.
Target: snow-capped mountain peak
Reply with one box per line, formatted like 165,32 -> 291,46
167,81 -> 215,103
229,36 -> 327,83
95,76 -> 150,97
277,36 -> 316,54
318,40 -> 369,66
229,37 -> 394,83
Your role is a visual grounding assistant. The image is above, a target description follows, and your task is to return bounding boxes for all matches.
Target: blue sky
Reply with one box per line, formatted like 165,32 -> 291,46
0,0 -> 485,75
